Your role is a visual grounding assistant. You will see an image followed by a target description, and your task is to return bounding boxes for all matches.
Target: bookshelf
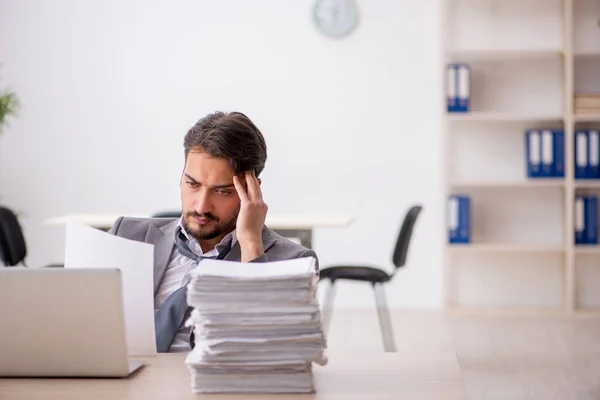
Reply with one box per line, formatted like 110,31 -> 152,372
574,181 -> 600,189
443,0 -> 600,314
446,50 -> 564,66
447,113 -> 565,122
450,180 -> 565,189
575,114 -> 600,122
447,243 -> 565,254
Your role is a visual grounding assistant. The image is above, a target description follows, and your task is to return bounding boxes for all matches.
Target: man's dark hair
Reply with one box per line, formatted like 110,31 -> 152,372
184,111 -> 268,176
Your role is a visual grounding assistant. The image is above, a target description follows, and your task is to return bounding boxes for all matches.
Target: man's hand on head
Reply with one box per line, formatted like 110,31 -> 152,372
233,170 -> 267,262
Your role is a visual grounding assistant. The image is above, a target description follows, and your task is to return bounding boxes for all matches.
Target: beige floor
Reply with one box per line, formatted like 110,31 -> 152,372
325,309 -> 600,400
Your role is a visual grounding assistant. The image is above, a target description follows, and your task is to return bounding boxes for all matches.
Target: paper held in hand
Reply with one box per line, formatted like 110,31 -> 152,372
63,221 -> 157,357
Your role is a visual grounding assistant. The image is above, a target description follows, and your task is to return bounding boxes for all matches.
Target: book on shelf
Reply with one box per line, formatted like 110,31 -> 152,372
525,129 -> 564,178
448,195 -> 471,244
575,93 -> 600,115
574,130 -> 600,179
446,63 -> 471,113
575,194 -> 598,245
577,110 -> 600,117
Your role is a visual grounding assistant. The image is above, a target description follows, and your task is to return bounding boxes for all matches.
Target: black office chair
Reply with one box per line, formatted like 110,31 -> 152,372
151,210 -> 182,218
318,205 -> 423,352
0,206 -> 27,266
0,206 -> 63,268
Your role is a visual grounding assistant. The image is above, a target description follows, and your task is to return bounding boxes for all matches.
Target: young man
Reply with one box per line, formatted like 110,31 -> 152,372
108,111 -> 318,353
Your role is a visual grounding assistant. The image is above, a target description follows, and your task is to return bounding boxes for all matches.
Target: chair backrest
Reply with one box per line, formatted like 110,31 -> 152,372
0,206 -> 27,266
151,210 -> 182,218
391,205 -> 423,269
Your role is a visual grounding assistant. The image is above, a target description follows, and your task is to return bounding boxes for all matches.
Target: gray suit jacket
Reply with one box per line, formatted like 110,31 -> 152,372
107,217 -> 319,294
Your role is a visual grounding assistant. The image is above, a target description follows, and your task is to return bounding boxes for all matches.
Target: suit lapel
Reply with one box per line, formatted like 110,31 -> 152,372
145,220 -> 178,293
224,226 -> 278,261
146,222 -> 277,292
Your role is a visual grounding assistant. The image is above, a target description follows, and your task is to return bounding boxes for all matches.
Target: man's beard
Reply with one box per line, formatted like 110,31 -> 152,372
182,208 -> 238,242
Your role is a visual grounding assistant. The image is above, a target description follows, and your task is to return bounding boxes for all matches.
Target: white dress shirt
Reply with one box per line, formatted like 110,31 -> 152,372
154,218 -> 236,352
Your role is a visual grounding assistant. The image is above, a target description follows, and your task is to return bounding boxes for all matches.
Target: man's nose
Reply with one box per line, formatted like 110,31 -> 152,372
193,189 -> 213,215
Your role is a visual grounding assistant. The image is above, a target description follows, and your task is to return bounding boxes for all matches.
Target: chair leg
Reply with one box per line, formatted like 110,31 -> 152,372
322,280 -> 337,335
373,283 -> 396,352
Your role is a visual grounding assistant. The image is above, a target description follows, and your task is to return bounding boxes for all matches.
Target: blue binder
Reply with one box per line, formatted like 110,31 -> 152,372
585,195 -> 598,244
588,130 -> 599,179
448,195 -> 460,242
526,130 -> 542,178
575,131 -> 589,179
447,64 -> 458,113
552,129 -> 565,178
459,195 -> 471,243
456,64 -> 471,113
448,195 -> 471,243
575,195 -> 585,245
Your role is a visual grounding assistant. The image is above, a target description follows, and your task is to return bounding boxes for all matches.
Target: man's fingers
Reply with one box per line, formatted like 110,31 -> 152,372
233,175 -> 249,202
245,171 -> 262,202
252,170 -> 264,202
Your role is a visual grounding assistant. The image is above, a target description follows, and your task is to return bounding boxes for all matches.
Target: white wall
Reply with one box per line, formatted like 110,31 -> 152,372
0,0 -> 444,309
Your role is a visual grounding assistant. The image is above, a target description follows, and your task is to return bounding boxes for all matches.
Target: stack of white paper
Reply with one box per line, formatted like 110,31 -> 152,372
184,257 -> 327,394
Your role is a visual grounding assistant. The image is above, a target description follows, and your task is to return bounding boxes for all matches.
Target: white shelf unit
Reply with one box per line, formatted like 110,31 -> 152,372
450,180 -> 566,189
575,114 -> 600,122
447,113 -> 565,122
442,0 -> 600,314
447,243 -> 565,254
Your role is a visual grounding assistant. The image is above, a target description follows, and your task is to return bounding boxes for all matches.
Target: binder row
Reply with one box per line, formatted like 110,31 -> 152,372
446,63 -> 471,113
575,195 -> 598,245
525,129 -> 565,178
448,195 -> 471,243
525,129 -> 600,179
574,130 -> 600,179
448,194 -> 600,245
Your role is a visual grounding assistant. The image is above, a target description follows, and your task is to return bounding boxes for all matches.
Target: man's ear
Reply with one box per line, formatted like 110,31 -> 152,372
257,178 -> 262,186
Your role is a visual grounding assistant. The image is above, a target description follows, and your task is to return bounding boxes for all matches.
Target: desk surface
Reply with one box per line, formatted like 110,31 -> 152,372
0,352 -> 467,400
43,214 -> 353,231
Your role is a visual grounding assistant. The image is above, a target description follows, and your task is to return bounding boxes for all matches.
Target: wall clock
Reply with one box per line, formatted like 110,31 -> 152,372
313,0 -> 359,38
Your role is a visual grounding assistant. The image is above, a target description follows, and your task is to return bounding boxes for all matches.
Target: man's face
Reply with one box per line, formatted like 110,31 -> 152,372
181,151 -> 241,242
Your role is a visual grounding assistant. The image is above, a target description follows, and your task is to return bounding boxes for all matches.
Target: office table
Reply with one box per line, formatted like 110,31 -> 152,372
43,214 -> 353,249
0,351 -> 468,399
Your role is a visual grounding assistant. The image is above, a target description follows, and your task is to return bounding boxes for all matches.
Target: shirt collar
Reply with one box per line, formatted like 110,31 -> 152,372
174,217 -> 237,257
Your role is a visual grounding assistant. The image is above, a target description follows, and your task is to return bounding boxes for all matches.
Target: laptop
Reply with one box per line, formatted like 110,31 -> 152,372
0,267 -> 145,377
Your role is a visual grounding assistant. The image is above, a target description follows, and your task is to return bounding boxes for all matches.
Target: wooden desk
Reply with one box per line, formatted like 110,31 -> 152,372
0,352 -> 467,399
43,214 -> 353,249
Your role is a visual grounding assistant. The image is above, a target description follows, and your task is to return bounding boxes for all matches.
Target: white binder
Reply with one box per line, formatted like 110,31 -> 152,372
529,130 -> 541,176
541,129 -> 553,177
575,196 -> 585,244
457,64 -> 470,111
576,131 -> 588,178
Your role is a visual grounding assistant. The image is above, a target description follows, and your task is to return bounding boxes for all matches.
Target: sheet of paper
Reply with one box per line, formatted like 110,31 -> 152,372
64,221 -> 156,356
190,257 -> 317,279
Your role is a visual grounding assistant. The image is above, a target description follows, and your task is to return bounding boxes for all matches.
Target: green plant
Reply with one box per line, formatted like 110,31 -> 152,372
0,72 -> 20,135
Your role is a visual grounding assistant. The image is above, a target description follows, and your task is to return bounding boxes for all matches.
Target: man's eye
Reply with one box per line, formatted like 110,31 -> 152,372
186,181 -> 199,188
216,190 -> 231,195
